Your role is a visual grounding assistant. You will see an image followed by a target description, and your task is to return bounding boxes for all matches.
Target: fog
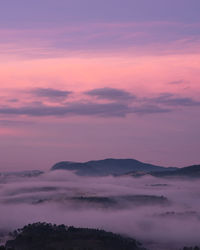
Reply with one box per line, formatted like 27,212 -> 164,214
0,170 -> 200,249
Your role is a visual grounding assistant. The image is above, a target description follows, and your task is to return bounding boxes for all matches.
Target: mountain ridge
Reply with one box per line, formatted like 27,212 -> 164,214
51,158 -> 177,176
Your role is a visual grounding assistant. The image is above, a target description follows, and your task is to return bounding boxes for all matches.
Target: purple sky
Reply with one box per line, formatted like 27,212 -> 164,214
0,0 -> 200,171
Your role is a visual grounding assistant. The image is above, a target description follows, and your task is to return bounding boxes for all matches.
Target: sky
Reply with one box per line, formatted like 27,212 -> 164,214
0,0 -> 200,171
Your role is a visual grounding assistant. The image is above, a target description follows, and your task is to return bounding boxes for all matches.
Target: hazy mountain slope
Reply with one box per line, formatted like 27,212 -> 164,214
51,158 -> 176,176
151,165 -> 200,178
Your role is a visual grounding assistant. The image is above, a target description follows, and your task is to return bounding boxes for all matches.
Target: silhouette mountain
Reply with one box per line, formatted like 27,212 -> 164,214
51,158 -> 176,176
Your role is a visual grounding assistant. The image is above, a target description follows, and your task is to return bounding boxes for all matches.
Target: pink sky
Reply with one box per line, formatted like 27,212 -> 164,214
0,1 -> 200,171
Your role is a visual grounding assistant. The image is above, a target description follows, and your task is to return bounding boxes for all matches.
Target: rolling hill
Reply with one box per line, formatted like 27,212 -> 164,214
4,222 -> 146,250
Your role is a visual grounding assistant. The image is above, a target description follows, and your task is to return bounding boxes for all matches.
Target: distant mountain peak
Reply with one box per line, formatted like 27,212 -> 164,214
51,158 -> 176,176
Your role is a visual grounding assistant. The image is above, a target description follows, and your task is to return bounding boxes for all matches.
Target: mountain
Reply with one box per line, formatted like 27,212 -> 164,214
151,164 -> 200,178
4,222 -> 146,250
51,158 -> 176,176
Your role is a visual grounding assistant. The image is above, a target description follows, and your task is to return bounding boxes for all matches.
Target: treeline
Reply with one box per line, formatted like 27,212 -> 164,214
0,222 -> 145,250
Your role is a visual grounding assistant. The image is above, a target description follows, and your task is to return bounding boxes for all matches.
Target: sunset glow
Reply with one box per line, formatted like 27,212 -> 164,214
0,0 -> 200,170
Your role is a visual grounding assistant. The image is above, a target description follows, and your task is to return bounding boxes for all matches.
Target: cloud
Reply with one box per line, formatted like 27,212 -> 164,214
85,87 -> 135,102
133,104 -> 172,114
1,171 -> 200,249
0,102 -> 131,118
168,80 -> 188,85
31,88 -> 72,101
7,99 -> 19,103
0,120 -> 34,127
152,93 -> 200,107
0,101 -> 172,118
1,89 -> 199,119
1,21 -> 200,60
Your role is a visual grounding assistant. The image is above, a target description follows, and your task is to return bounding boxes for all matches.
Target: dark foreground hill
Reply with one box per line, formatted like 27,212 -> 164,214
2,222 -> 145,250
51,158 -> 176,176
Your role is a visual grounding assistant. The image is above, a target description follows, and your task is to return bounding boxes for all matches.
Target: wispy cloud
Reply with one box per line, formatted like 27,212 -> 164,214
84,87 -> 135,102
1,21 -> 200,59
30,88 -> 72,102
0,120 -> 34,127
150,93 -> 200,107
132,104 -> 171,115
0,88 -> 199,118
168,80 -> 188,85
0,102 -> 130,118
